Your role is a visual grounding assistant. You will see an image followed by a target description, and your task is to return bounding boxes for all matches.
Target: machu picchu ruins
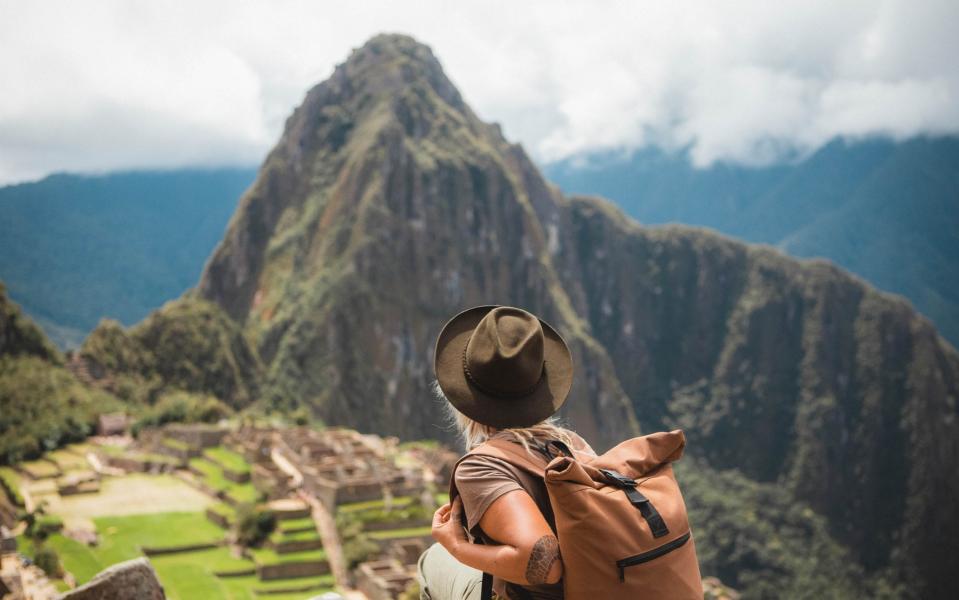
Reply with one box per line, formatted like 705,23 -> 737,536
0,421 -> 459,599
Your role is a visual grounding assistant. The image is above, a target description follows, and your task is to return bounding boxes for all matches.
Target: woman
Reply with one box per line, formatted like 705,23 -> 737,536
419,305 -> 594,600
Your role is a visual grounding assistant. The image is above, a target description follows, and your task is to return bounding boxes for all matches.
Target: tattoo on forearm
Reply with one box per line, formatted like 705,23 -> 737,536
525,535 -> 560,585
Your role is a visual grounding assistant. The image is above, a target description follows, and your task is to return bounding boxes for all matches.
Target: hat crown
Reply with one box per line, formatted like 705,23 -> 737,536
465,307 -> 545,396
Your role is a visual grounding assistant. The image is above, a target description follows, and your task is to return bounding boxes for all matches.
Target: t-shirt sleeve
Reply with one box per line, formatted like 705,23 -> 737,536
454,455 -> 524,532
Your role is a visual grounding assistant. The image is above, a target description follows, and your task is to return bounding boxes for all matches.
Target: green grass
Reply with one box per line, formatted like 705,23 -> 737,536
191,457 -> 261,505
47,536 -> 327,600
96,444 -> 125,457
367,526 -> 432,540
35,512 -> 332,600
337,495 -> 412,513
277,517 -> 315,533
0,466 -> 24,506
163,438 -> 191,452
216,574 -> 336,600
149,548 -> 258,600
190,458 -> 231,491
138,452 -> 182,465
203,447 -> 250,475
250,547 -> 327,565
252,574 -> 336,595
271,529 -> 321,544
47,512 -> 226,584
209,502 -> 236,519
225,483 -> 260,505
21,459 -> 60,478
48,448 -> 90,471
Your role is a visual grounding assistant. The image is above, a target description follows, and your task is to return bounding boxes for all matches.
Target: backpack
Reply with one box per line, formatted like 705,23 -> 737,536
449,429 -> 703,600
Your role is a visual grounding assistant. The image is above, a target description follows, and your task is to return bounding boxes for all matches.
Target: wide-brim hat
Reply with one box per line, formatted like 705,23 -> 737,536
434,305 -> 573,429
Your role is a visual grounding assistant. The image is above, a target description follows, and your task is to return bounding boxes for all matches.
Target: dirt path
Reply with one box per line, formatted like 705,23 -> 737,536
299,490 -> 351,588
271,449 -> 304,487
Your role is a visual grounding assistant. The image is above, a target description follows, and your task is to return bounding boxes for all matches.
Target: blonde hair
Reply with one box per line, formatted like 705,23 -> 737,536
432,380 -> 575,454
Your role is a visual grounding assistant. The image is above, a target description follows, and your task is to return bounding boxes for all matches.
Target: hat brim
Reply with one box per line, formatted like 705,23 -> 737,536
434,305 -> 573,429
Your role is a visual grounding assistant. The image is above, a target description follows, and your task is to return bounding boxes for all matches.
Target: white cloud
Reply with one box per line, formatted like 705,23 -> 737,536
0,0 -> 957,183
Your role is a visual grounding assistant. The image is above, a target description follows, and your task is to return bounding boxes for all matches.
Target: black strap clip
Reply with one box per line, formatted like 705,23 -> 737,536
600,468 -> 636,488
600,469 -> 670,538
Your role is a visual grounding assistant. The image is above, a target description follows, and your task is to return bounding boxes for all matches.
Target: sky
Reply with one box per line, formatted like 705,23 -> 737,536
1,0 -> 958,184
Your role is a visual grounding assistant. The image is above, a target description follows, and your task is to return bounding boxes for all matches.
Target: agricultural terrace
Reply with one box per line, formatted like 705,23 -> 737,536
5,433 -> 338,599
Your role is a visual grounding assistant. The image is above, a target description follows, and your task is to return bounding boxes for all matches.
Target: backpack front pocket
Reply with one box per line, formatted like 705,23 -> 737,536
616,531 -> 691,582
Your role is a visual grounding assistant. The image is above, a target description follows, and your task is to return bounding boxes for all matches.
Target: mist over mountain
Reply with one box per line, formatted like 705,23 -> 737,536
0,168 -> 255,348
72,34 -> 959,597
545,137 -> 959,346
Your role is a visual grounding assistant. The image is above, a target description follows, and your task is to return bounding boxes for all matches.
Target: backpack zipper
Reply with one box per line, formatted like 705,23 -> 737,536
616,531 -> 691,582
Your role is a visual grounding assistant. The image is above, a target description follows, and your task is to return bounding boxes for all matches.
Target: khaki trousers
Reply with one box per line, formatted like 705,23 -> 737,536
417,542 -> 484,600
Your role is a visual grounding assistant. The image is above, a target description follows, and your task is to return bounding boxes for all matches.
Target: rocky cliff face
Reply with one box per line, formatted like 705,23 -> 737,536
563,199 -> 959,593
129,34 -> 957,596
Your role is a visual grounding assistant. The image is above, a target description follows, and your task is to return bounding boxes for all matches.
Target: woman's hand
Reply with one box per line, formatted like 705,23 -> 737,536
431,496 -> 469,555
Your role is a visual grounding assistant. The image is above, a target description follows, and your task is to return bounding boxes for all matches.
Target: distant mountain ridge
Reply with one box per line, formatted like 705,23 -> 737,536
0,168 -> 256,347
545,136 -> 959,346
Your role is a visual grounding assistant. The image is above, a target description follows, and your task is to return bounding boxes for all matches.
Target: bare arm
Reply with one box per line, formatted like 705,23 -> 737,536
431,492 -> 563,586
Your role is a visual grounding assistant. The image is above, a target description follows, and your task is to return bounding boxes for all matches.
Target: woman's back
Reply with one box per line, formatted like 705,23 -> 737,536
455,430 -> 596,599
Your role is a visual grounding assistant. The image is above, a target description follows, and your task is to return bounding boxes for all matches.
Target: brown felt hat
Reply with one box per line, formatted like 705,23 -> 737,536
434,305 -> 573,429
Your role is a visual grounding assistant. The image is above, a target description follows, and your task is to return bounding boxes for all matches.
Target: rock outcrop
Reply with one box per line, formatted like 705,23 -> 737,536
59,557 -> 165,600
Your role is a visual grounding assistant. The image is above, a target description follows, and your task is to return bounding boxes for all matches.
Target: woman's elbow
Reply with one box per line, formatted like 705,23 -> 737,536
523,534 -> 563,585
544,556 -> 563,585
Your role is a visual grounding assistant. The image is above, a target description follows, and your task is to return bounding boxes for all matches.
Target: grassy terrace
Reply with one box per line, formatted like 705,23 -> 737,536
0,466 -> 23,505
138,452 -> 182,465
277,517 -> 315,533
163,438 -> 191,452
337,495 -> 413,513
190,457 -> 261,505
20,459 -> 61,478
224,574 -> 336,600
367,526 -> 432,540
98,444 -> 180,465
270,528 -> 321,544
47,512 -> 226,582
96,444 -> 125,456
203,447 -> 250,474
48,447 -> 91,471
208,501 -> 236,519
251,575 -> 336,599
250,547 -> 327,565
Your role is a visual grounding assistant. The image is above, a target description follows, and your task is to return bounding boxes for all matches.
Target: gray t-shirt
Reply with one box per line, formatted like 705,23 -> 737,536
454,431 -> 596,600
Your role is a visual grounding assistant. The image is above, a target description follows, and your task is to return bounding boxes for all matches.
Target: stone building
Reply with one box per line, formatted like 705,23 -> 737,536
355,559 -> 415,600
96,413 -> 130,437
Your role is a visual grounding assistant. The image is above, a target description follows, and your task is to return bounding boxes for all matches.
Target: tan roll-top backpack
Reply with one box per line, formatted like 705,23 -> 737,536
450,429 -> 703,600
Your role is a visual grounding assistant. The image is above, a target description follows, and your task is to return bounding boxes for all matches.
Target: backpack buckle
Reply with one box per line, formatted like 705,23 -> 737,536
600,468 -> 636,488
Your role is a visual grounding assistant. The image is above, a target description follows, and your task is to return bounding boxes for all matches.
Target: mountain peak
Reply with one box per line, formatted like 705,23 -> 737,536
292,33 -> 467,137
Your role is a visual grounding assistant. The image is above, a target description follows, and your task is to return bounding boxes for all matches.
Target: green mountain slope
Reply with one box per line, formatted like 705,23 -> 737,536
0,168 -> 256,348
0,282 -> 119,463
87,34 -> 959,597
